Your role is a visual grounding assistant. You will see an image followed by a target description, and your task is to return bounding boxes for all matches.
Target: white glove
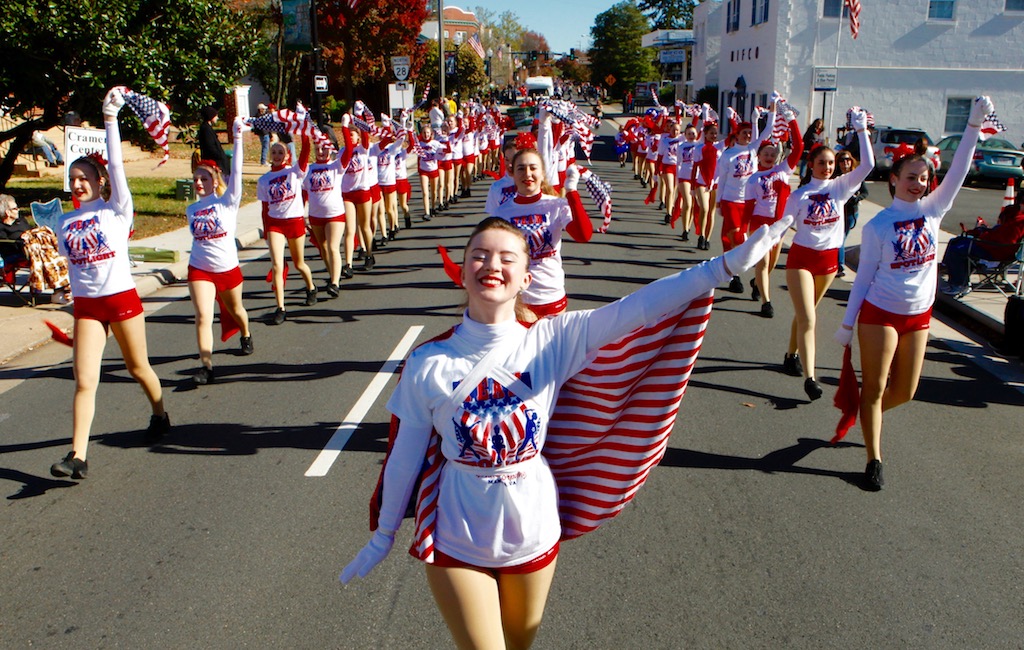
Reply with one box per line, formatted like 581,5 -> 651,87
339,530 -> 395,584
722,216 -> 793,276
565,164 -> 580,192
295,101 -> 308,123
834,325 -> 854,348
353,100 -> 366,117
770,91 -> 783,105
340,113 -> 352,128
968,95 -> 994,127
233,116 -> 249,136
783,110 -> 796,123
750,106 -> 763,122
849,108 -> 868,132
381,114 -> 391,129
102,87 -> 125,118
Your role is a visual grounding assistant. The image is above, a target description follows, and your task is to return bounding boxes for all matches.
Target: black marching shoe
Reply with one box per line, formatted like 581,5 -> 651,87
146,412 -> 171,442
863,460 -> 884,491
760,301 -> 774,318
304,287 -> 318,306
325,283 -> 340,298
782,353 -> 803,377
697,235 -> 706,250
364,254 -> 375,271
663,213 -> 671,225
804,377 -> 823,401
728,275 -> 744,293
423,213 -> 432,222
240,336 -> 254,355
341,264 -> 354,280
404,212 -> 412,229
51,451 -> 88,479
269,307 -> 286,325
193,366 -> 214,386
681,230 -> 689,242
658,201 -> 665,211
751,278 -> 761,302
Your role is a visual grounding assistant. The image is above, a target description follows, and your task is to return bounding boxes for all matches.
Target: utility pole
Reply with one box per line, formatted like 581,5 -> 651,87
309,0 -> 323,124
438,0 -> 445,101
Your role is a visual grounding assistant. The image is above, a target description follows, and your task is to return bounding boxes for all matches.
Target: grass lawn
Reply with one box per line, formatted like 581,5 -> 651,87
4,175 -> 258,240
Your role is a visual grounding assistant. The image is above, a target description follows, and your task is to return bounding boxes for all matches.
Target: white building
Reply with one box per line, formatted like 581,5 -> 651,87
641,29 -> 695,101
693,0 -> 1024,144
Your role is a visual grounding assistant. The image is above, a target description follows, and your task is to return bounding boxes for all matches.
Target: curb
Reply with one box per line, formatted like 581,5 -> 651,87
5,227 -> 266,364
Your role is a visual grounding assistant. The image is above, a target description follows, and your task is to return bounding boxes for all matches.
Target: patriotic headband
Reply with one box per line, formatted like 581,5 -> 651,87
514,132 -> 537,151
86,151 -> 108,166
196,159 -> 222,172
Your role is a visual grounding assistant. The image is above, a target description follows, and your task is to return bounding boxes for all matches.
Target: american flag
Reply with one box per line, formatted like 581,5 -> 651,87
121,88 -> 172,167
373,293 -> 716,561
468,33 -> 486,59
979,109 -> 1007,141
246,105 -> 334,152
580,166 -> 613,233
845,106 -> 875,130
845,0 -> 861,39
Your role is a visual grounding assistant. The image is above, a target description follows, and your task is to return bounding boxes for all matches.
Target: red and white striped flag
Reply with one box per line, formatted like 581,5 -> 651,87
845,0 -> 861,39
468,33 -> 486,59
120,88 -> 172,167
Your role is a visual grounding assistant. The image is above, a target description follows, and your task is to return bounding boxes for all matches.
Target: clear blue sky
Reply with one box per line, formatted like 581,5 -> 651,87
456,0 -> 616,53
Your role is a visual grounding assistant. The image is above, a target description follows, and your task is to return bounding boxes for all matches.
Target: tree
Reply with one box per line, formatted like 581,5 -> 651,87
637,0 -> 696,29
419,40 -> 488,98
0,0 -> 264,188
589,2 -> 656,99
318,0 -> 429,105
473,8 -> 526,86
521,31 -> 553,76
554,58 -> 591,86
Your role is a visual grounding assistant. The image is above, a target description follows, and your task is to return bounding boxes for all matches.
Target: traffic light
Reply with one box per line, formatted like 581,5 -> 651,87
530,50 -> 537,61
569,48 -> 576,61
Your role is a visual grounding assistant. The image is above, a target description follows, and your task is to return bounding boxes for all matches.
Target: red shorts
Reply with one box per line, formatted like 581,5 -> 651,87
524,295 -> 568,318
344,188 -> 372,204
748,214 -> 779,231
370,185 -> 382,202
308,214 -> 345,227
265,217 -> 306,239
661,164 -> 677,177
418,168 -> 439,180
395,178 -> 412,194
188,265 -> 243,292
432,543 -> 559,577
439,160 -> 453,171
785,242 -> 839,276
720,200 -> 755,232
379,184 -> 397,195
463,154 -> 477,164
74,288 -> 143,324
858,301 -> 932,334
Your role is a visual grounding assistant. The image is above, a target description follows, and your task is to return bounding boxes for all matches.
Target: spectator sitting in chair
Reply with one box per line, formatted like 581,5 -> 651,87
31,131 -> 64,167
0,194 -> 30,263
942,191 -> 1024,297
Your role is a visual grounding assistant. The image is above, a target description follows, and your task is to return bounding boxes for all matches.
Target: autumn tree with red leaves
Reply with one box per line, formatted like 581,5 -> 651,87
317,0 -> 429,105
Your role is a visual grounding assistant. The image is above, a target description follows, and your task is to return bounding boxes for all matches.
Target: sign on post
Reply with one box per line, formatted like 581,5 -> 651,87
314,75 -> 329,93
391,56 -> 411,81
605,74 -> 616,87
660,49 -> 687,64
813,67 -> 838,92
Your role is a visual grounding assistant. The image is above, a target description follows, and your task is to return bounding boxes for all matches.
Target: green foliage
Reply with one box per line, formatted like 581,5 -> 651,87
695,85 -> 719,111
419,40 -> 488,98
554,58 -> 591,86
658,84 -> 676,105
322,96 -> 349,122
637,0 -> 696,29
589,1 -> 656,97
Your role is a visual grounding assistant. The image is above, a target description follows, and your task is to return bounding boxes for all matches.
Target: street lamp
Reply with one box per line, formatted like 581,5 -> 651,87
487,48 -> 493,86
451,32 -> 463,98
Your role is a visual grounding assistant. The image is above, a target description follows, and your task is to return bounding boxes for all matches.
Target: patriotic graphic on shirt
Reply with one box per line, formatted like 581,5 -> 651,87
805,192 -> 839,227
758,173 -> 779,202
732,153 -> 754,179
121,88 -> 172,167
307,169 -> 335,192
64,216 -> 114,264
498,185 -> 517,206
267,175 -> 295,204
453,374 -> 539,470
189,206 -> 226,241
890,216 -> 935,269
510,213 -> 556,261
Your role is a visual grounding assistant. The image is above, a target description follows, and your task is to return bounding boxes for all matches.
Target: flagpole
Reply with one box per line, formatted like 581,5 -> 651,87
828,6 -> 844,148
438,0 -> 445,102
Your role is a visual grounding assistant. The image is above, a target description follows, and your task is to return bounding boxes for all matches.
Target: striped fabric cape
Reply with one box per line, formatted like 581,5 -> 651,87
370,291 -> 715,560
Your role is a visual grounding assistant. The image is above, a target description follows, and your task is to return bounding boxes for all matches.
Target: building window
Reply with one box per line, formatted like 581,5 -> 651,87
1007,0 -> 1024,10
928,0 -> 956,20
752,0 -> 769,25
822,0 -> 849,18
726,0 -> 741,32
945,97 -> 971,133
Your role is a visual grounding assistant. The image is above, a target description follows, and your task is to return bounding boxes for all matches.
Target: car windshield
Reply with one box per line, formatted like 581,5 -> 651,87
981,139 -> 1016,151
883,130 -> 930,145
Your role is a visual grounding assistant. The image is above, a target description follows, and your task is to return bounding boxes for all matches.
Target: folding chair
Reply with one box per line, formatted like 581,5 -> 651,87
966,237 -> 1024,298
0,239 -> 36,306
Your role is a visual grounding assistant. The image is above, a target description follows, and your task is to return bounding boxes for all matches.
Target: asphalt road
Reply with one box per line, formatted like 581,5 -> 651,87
1,114 -> 1022,649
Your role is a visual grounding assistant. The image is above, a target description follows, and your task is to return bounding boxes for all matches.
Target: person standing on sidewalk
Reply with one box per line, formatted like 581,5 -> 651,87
835,96 -> 995,491
50,87 -> 169,480
834,150 -> 868,278
781,108 -> 873,401
186,117 -> 255,386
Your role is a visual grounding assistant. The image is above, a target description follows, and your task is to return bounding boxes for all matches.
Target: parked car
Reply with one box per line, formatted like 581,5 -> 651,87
935,135 -> 1024,182
870,126 -> 937,176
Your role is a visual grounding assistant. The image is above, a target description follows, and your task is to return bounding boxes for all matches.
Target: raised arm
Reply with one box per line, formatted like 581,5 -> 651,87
102,88 -> 132,219
227,118 -> 245,207
784,113 -> 804,171
924,97 -> 993,214
830,112 -> 873,199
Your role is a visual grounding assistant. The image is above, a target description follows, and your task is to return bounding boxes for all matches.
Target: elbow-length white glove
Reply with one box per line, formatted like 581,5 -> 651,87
339,530 -> 395,584
834,325 -> 854,348
102,87 -> 125,118
722,217 -> 793,276
968,96 -> 994,128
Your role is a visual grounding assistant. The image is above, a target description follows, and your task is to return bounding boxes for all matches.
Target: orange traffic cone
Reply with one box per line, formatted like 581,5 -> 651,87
1003,177 -> 1015,207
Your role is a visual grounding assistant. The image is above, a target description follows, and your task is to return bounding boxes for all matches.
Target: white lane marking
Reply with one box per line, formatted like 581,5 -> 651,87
305,325 -> 424,477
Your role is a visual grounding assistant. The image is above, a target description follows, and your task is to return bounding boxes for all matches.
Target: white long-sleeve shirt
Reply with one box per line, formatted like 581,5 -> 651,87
379,256 -> 731,566
842,125 -> 981,324
58,119 -> 135,299
714,112 -> 774,203
189,134 -> 245,272
490,193 -> 573,306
